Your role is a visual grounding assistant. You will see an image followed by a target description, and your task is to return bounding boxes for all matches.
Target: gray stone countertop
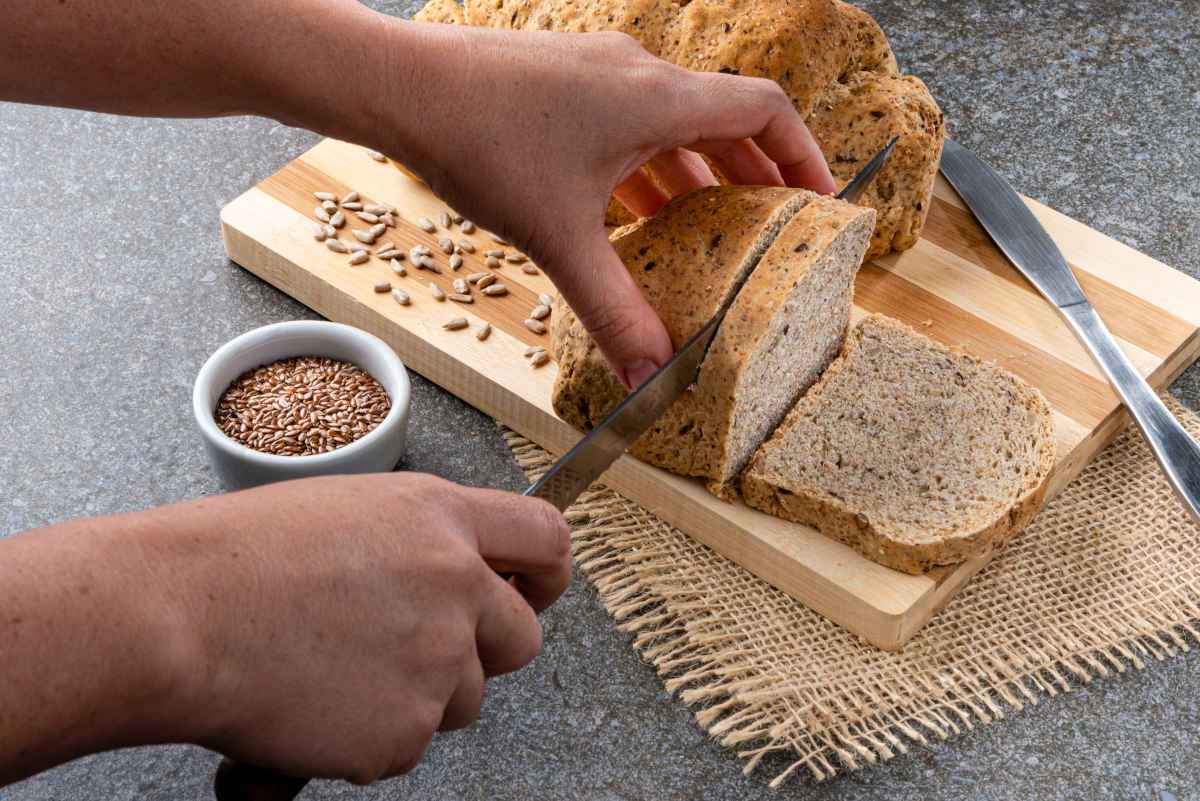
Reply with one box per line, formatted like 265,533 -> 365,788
1,1 -> 1198,799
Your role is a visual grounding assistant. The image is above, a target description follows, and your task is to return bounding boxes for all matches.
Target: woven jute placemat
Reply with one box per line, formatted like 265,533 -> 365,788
502,396 -> 1200,786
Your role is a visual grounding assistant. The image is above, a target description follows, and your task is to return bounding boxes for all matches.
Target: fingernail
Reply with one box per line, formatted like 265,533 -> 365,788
624,359 -> 659,390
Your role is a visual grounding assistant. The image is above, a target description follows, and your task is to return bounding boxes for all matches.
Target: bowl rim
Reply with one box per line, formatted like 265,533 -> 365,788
192,320 -> 410,468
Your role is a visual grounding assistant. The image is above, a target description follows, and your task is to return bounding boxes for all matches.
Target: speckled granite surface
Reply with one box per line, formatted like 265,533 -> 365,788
1,2 -> 1198,799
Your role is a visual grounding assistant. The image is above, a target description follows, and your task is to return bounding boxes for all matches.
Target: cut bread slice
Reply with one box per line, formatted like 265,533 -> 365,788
740,314 -> 1056,573
551,186 -> 875,497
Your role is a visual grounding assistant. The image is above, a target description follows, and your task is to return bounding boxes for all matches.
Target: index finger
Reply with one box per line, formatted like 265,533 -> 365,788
461,487 -> 572,613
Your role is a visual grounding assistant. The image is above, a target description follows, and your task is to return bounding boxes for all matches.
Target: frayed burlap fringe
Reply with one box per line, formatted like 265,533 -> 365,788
502,396 -> 1200,786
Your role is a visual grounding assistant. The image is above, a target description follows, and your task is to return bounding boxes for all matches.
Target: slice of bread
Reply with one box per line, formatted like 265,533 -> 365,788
741,314 -> 1056,573
552,187 -> 875,497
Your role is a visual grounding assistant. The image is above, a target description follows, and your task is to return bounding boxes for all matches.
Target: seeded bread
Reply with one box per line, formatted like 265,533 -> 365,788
427,0 -> 944,254
552,187 -> 875,496
740,315 -> 1056,574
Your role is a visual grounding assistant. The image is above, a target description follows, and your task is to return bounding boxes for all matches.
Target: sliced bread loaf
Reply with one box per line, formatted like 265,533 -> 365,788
740,314 -> 1056,573
552,187 -> 875,497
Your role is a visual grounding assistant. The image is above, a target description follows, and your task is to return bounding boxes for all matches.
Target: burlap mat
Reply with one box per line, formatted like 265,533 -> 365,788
502,395 -> 1200,786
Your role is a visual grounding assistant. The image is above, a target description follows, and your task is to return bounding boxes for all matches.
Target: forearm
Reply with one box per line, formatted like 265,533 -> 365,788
0,508 -> 205,784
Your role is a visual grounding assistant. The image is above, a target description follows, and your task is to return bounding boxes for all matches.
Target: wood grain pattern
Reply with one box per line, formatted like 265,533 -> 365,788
220,138 -> 1200,650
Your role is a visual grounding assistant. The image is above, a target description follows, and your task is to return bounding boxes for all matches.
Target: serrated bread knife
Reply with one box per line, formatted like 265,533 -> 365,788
212,138 -> 897,801
939,138 -> 1200,524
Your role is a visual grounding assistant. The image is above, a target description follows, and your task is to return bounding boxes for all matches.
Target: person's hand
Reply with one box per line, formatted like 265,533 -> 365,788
157,473 -> 570,784
346,23 -> 836,389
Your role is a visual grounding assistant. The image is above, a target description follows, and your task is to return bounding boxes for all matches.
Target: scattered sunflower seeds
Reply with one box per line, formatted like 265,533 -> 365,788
355,211 -> 380,224
315,206 -> 331,223
485,256 -> 501,270
429,283 -> 446,301
449,293 -> 473,304
325,239 -> 349,253
353,228 -> 377,244
442,317 -> 468,331
482,283 -> 508,297
475,323 -> 491,341
438,211 -> 452,229
452,278 -> 469,294
341,201 -> 364,211
343,191 -> 360,203
349,251 -> 370,266
417,216 -> 436,233
392,288 -> 410,306
367,149 -> 387,162
460,220 -> 476,234
505,253 -> 527,264
524,318 -> 547,334
449,254 -> 463,271
521,264 -> 539,275
456,239 -> 476,254
529,304 -> 551,320
389,259 -> 407,277
312,223 -> 327,241
314,191 -> 338,202
477,274 -> 498,290
467,272 -> 489,284
329,211 -> 346,229
538,292 -> 554,307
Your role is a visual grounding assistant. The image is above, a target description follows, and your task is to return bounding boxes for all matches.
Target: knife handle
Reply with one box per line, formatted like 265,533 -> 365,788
1060,302 -> 1200,523
214,759 -> 309,801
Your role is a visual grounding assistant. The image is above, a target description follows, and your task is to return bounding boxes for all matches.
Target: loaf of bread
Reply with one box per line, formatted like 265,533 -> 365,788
551,186 -> 875,496
414,0 -> 944,258
740,315 -> 1056,573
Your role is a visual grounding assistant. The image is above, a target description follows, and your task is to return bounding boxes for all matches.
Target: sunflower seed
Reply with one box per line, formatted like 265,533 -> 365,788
521,263 -> 539,275
443,317 -> 468,330
486,256 -> 501,269
451,211 -> 464,224
355,211 -> 380,224
369,223 -> 386,239
456,239 -> 476,254
312,222 -> 327,241
449,253 -> 464,271
482,283 -> 508,296
505,253 -> 527,264
321,200 -> 338,214
429,283 -> 446,301
453,278 -> 469,294
475,322 -> 491,341
343,191 -> 360,203
490,233 -> 509,245
324,224 -> 337,238
412,243 -> 431,256
460,220 -> 476,234
529,304 -> 551,320
373,281 -> 392,293
350,245 -> 369,254
530,351 -> 550,368
389,259 -> 407,276
449,293 -> 473,304
353,228 -> 377,244
329,211 -> 346,229
524,345 -> 546,358
467,272 -> 489,284
364,204 -> 388,215
325,239 -> 349,253
438,211 -> 452,229
341,201 -> 364,211
432,237 -> 450,256
417,216 -> 436,233
382,213 -> 396,228
376,249 -> 401,261
315,206 -> 331,223
477,273 -> 498,290
392,288 -> 410,306
417,256 -> 441,273
314,191 -> 338,202
524,318 -> 547,334
349,251 -> 370,266
484,249 -> 505,259
367,149 -> 387,162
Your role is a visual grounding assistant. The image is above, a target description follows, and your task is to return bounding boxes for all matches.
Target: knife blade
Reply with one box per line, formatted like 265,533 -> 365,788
525,138 -> 898,510
939,137 -> 1200,524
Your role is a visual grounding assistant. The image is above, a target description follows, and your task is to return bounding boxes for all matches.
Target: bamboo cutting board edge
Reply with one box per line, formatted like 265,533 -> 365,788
218,139 -> 1200,649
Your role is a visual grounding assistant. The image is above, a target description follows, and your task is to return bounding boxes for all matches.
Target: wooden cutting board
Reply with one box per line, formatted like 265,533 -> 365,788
221,137 -> 1200,650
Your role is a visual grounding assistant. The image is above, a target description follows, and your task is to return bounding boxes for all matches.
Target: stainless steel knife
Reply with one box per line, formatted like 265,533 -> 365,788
939,137 -> 1200,524
213,139 -> 898,801
525,136 -> 898,510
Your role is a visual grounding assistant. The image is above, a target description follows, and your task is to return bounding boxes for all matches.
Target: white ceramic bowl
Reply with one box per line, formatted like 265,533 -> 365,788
193,320 -> 411,490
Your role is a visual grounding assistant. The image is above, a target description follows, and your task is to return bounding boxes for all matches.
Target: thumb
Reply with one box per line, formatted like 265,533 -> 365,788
544,228 -> 673,389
